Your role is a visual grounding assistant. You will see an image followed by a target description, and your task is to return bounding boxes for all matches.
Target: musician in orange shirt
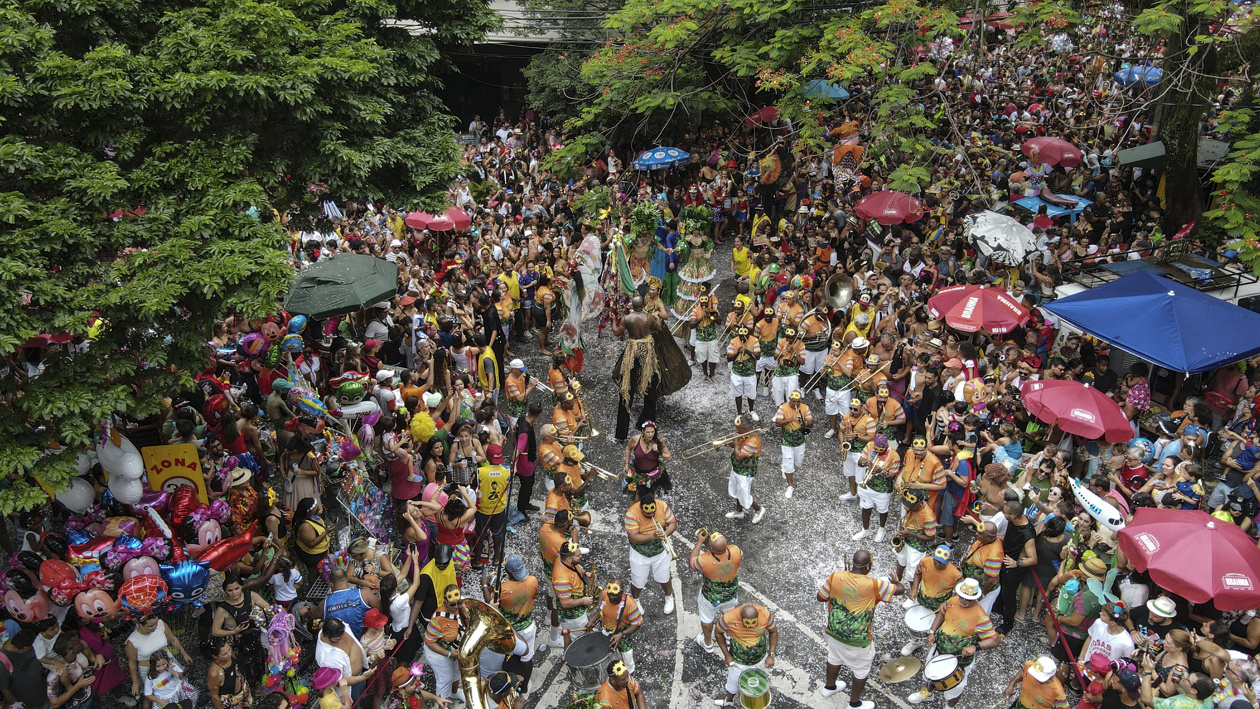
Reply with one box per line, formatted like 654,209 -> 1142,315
594,660 -> 647,709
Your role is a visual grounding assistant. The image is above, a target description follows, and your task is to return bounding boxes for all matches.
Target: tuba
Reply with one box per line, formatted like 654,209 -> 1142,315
457,598 -> 519,709
826,273 -> 854,311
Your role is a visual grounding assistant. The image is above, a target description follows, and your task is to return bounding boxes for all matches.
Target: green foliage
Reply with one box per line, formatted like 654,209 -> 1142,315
1203,104 -> 1260,272
523,48 -> 597,124
572,184 -> 614,218
0,0 -> 495,514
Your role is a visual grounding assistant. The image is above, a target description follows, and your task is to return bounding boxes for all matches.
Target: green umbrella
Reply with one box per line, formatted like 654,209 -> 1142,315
284,254 -> 400,320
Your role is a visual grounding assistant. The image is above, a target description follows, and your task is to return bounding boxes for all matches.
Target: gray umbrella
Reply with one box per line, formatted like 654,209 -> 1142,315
965,210 -> 1038,266
284,254 -> 400,320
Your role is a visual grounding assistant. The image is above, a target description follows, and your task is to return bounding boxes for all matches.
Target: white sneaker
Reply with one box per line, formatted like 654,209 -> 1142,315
664,595 -> 675,615
713,700 -> 735,708
750,410 -> 761,422
820,681 -> 847,697
725,510 -> 747,519
784,486 -> 794,499
580,547 -> 591,555
901,640 -> 923,656
838,492 -> 857,501
851,528 -> 871,541
752,507 -> 767,524
908,688 -> 932,704
815,390 -> 824,400
901,598 -> 918,610
825,429 -> 836,439
695,634 -> 715,653
851,702 -> 875,709
874,527 -> 887,543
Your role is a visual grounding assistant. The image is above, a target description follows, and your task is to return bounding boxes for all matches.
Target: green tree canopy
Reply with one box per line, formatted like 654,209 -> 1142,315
0,0 -> 496,513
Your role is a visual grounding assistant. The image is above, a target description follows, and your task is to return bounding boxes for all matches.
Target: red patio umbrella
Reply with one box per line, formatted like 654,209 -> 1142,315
426,215 -> 457,232
404,211 -> 436,230
1020,379 -> 1133,443
1021,136 -> 1083,168
926,284 -> 1028,334
744,107 -> 780,126
1119,508 -> 1260,610
443,207 -> 472,231
853,190 -> 925,225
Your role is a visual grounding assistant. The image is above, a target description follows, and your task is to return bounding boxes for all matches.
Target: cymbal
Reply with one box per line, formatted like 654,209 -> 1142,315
878,656 -> 922,684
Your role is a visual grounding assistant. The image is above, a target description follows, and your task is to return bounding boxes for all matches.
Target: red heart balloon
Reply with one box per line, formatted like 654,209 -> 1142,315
194,521 -> 257,572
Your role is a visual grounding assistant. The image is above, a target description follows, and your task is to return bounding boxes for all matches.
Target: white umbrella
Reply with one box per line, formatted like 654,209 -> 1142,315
965,210 -> 1037,265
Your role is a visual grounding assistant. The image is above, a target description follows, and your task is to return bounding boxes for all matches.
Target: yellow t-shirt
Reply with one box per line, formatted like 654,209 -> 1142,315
732,246 -> 753,278
320,691 -> 342,709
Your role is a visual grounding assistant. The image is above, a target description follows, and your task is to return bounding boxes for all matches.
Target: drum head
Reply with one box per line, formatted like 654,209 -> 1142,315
564,632 -> 612,668
904,605 -> 935,632
924,655 -> 959,681
738,668 -> 770,695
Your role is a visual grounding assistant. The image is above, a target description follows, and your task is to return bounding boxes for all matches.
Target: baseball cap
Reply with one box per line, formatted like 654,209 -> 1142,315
1116,668 -> 1142,691
375,369 -> 393,383
487,444 -> 503,464
391,666 -> 416,689
423,391 -> 443,408
509,358 -> 526,370
932,545 -> 951,563
272,378 -> 295,391
505,554 -> 528,581
562,444 -> 585,462
364,339 -> 382,350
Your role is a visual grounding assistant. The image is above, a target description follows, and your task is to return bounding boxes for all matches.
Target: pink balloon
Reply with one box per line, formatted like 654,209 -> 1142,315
134,489 -> 170,513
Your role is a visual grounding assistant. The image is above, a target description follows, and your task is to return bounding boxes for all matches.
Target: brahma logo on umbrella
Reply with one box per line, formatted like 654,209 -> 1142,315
1223,573 -> 1254,591
960,297 -> 979,319
1134,532 -> 1160,554
1069,408 -> 1097,423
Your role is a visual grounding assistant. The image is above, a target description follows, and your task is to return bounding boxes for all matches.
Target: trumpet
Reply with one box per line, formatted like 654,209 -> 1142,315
654,517 -> 678,560
572,510 -> 592,527
679,427 -> 772,459
569,381 -> 601,438
533,379 -> 555,394
695,527 -> 710,543
580,461 -> 619,481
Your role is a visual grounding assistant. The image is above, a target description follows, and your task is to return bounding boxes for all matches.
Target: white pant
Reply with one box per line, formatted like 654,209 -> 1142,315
629,546 -> 671,588
781,444 -> 804,477
858,486 -> 893,514
597,632 -> 636,674
825,387 -> 852,417
424,645 -> 460,699
756,356 -> 777,374
561,612 -> 589,635
980,586 -> 1000,614
843,451 -> 862,479
696,338 -> 721,364
825,636 -> 876,679
697,593 -> 738,624
896,543 -> 928,571
518,621 -> 538,662
728,470 -> 755,508
730,373 -> 757,400
771,375 -> 799,406
725,658 -> 767,695
800,349 -> 827,376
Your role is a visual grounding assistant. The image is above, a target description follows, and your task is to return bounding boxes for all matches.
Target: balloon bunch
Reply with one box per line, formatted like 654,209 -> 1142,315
228,312 -> 307,396
264,608 -> 311,706
33,434 -> 263,625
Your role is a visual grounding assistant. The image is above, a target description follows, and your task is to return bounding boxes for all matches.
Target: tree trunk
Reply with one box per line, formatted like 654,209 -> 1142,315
1153,23 -> 1217,233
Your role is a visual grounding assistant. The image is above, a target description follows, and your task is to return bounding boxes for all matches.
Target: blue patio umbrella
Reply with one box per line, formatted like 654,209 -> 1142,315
1114,65 -> 1162,87
804,79 -> 851,100
632,146 -> 690,171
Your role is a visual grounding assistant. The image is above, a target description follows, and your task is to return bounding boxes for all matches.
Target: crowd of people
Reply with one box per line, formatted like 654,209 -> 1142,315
4,2 -> 1259,709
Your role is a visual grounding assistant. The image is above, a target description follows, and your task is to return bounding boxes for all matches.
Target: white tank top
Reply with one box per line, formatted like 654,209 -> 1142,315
128,620 -> 169,665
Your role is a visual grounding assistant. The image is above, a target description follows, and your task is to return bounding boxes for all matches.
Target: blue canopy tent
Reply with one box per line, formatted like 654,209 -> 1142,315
804,79 -> 851,100
1011,194 -> 1092,223
1044,270 -> 1260,373
632,146 -> 690,171
1114,65 -> 1163,87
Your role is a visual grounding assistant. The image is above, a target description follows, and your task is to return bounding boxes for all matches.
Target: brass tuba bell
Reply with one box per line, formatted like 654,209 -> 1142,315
826,273 -> 854,311
456,598 -> 519,709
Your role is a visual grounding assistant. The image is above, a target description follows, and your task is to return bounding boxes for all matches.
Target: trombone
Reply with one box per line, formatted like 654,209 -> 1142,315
570,381 -> 601,439
802,344 -> 850,393
580,460 -> 620,481
679,427 -> 772,459
654,517 -> 678,560
836,361 -> 891,395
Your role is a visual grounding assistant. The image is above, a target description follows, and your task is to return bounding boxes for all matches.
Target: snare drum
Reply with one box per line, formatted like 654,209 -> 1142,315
924,654 -> 964,692
903,604 -> 935,639
737,668 -> 772,709
563,632 -> 613,693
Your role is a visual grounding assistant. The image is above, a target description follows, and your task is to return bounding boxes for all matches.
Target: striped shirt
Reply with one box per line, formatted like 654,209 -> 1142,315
544,489 -> 572,525
960,539 -> 1004,580
424,612 -> 460,651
